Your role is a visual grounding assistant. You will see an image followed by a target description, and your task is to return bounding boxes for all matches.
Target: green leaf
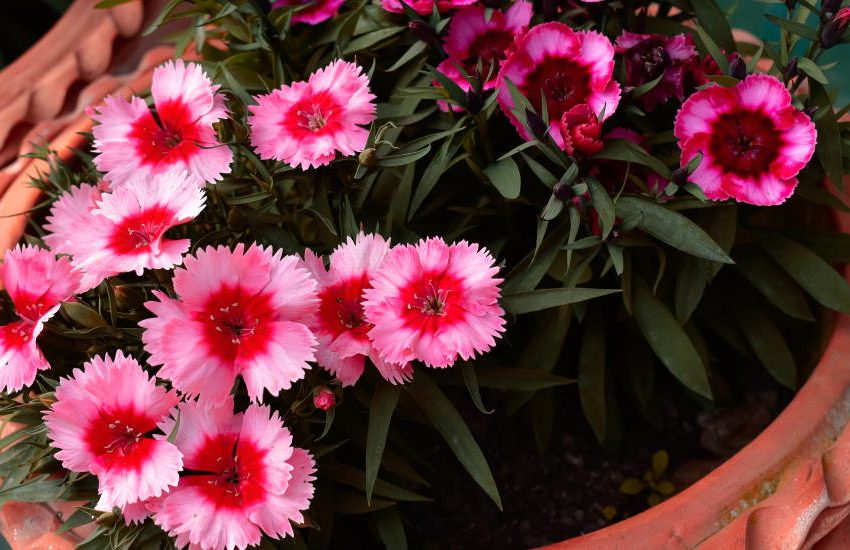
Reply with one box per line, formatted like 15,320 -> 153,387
735,304 -> 797,389
343,27 -> 406,55
502,287 -> 620,314
810,81 -> 844,192
484,157 -> 521,199
616,197 -> 733,264
375,509 -> 407,550
0,475 -> 62,504
587,177 -> 615,240
386,41 -> 427,72
692,0 -> 736,52
691,23 -> 729,73
578,314 -> 606,443
333,489 -> 396,514
61,302 -> 106,328
460,364 -> 494,414
760,236 -> 850,313
474,367 -> 575,392
595,139 -> 671,178
57,507 -> 96,534
796,56 -> 829,84
632,277 -> 712,399
405,372 -> 502,509
764,14 -> 820,42
735,247 -> 814,321
329,465 -> 431,502
376,145 -> 431,167
365,383 -> 400,505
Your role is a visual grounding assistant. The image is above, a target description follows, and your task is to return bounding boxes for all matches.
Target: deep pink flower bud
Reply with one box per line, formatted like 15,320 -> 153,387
559,104 -> 604,157
821,7 -> 850,48
313,388 -> 336,411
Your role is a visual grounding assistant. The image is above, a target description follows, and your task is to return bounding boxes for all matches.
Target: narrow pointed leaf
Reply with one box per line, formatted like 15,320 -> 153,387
502,287 -> 620,314
365,383 -> 400,505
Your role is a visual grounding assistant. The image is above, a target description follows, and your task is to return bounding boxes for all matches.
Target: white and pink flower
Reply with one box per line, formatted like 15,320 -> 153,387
674,74 -> 817,205
92,60 -> 232,186
44,351 -> 182,512
141,243 -> 319,402
303,233 -> 412,386
44,170 -> 205,283
363,237 -> 505,368
248,60 -> 376,170
497,22 -> 620,148
154,400 -> 315,550
0,246 -> 81,392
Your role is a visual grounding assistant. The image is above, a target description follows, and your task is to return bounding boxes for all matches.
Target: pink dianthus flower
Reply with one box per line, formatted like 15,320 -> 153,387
674,74 -> 816,205
363,237 -> 505,368
154,400 -> 315,550
248,60 -> 376,170
92,60 -> 232,186
303,233 -> 412,386
0,245 -> 81,391
141,243 -> 319,402
44,351 -> 182,512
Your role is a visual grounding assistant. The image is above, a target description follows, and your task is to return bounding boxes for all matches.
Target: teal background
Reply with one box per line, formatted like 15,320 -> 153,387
719,0 -> 850,104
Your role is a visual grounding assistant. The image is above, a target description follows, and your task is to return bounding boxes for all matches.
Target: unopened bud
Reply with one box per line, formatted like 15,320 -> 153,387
313,388 -> 336,411
525,108 -> 550,140
670,167 -> 689,186
728,54 -> 747,80
784,57 -> 799,81
358,147 -> 377,167
408,21 -> 440,50
821,7 -> 850,48
552,181 -> 573,201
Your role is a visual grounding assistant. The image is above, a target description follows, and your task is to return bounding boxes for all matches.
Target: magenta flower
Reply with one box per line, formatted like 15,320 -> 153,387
44,170 -> 205,283
381,0 -> 476,15
674,74 -> 816,205
44,351 -> 182,512
92,60 -> 232,186
559,104 -> 604,157
615,31 -> 699,112
154,400 -> 315,550
497,22 -> 620,148
0,246 -> 81,391
248,60 -> 376,170
363,237 -> 505,369
435,2 -> 531,111
303,233 -> 412,386
272,0 -> 345,24
140,243 -> 319,402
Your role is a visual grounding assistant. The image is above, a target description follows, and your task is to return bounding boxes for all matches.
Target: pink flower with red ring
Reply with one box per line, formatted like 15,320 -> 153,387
44,351 -> 182,512
615,31 -> 699,112
363,237 -> 505,369
272,0 -> 345,24
381,0 -> 476,15
497,22 -> 620,148
92,60 -> 232,187
434,2 -> 532,112
0,245 -> 82,392
154,400 -> 315,550
140,243 -> 319,403
303,233 -> 412,386
674,74 -> 816,205
248,60 -> 376,170
45,170 -> 205,284
559,104 -> 603,157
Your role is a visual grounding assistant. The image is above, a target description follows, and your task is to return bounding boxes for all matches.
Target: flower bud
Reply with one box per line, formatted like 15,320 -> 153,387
552,181 -> 573,201
313,388 -> 336,411
408,21 -> 441,50
728,54 -> 747,80
358,147 -> 377,167
525,108 -> 550,140
784,57 -> 799,81
821,7 -> 850,49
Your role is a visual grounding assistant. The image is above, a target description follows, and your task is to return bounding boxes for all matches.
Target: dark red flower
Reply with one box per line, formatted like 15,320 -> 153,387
559,104 -> 604,157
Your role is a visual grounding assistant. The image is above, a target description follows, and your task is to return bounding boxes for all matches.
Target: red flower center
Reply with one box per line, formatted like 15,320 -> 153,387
469,29 -> 514,65
198,287 -> 276,365
85,407 -> 157,470
318,276 -> 370,340
709,110 -> 781,176
399,272 -> 465,333
190,434 -> 268,509
109,206 -> 174,255
13,293 -> 52,324
129,99 -> 203,166
2,320 -> 33,349
524,57 -> 592,119
286,92 -> 339,138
